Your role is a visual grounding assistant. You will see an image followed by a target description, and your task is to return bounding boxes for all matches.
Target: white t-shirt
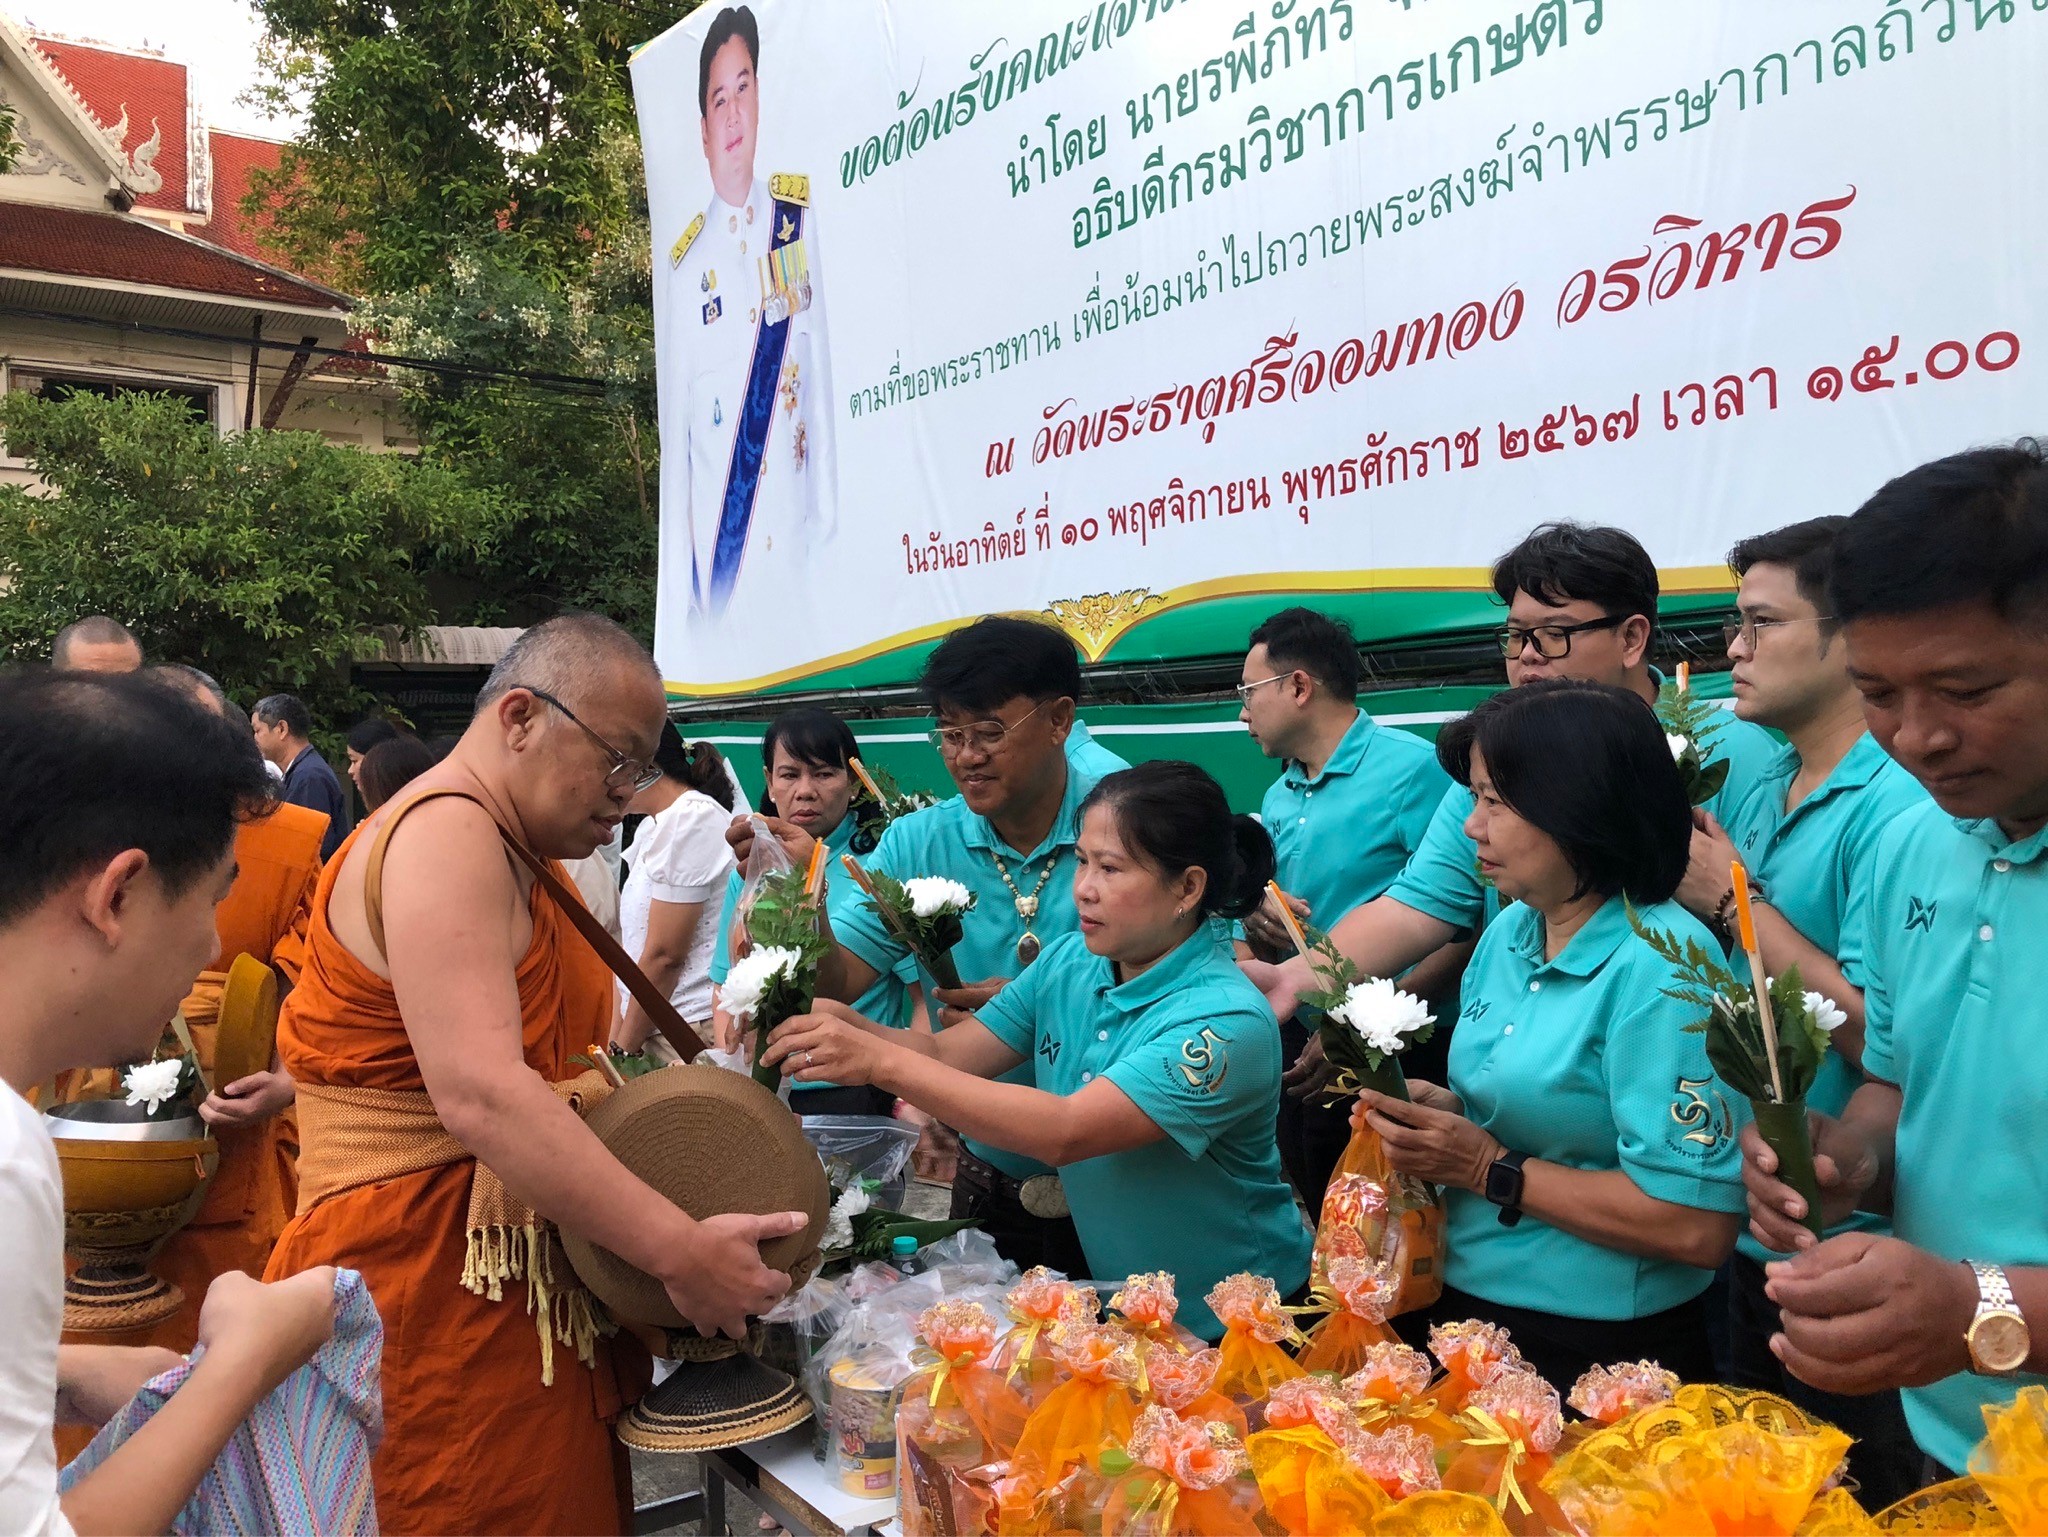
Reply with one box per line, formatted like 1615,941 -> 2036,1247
0,1087 -> 77,1537
619,790 -> 738,1024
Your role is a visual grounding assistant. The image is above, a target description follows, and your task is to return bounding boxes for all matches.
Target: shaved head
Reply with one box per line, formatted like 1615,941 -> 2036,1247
476,614 -> 663,713
148,664 -> 228,715
53,616 -> 143,674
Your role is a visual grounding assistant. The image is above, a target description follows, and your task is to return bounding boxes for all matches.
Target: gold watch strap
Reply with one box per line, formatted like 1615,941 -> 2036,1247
1974,1260 -> 2018,1314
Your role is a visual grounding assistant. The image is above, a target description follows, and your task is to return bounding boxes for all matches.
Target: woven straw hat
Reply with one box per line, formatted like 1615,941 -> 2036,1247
616,1334 -> 814,1453
559,1064 -> 830,1330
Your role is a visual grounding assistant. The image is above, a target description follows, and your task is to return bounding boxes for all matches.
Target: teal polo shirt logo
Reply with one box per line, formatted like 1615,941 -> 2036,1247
1669,1077 -> 1732,1150
1175,1028 -> 1230,1096
1905,896 -> 1938,932
1461,998 -> 1491,1024
1039,1035 -> 1062,1066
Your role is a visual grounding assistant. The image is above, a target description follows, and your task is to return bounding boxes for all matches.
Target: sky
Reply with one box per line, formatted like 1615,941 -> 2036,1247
23,0 -> 300,139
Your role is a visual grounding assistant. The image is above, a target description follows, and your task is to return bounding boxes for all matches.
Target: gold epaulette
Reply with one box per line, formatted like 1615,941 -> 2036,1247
668,212 -> 705,268
769,173 -> 810,208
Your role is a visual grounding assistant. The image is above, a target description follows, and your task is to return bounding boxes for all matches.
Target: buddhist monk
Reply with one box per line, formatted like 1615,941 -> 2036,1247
53,666 -> 326,1473
265,614 -> 805,1536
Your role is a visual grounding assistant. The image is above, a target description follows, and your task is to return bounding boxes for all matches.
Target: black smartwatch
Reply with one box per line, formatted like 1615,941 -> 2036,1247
1484,1150 -> 1530,1228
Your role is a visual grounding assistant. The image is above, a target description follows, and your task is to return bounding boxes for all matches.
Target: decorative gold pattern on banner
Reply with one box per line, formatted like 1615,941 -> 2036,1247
1042,588 -> 1168,660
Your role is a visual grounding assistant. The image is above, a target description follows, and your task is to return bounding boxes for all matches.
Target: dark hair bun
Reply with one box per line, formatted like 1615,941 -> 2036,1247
1079,761 -> 1270,922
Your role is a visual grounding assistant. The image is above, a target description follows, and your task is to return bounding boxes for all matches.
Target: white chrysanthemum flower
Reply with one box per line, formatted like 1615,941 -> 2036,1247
122,1059 -> 186,1116
1666,732 -> 1691,761
719,945 -> 804,1020
902,876 -> 974,920
823,1183 -> 871,1250
1328,977 -> 1436,1058
1804,991 -> 1849,1034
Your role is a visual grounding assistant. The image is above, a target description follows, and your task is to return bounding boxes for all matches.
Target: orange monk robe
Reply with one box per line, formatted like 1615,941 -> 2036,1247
52,803 -> 327,1461
266,826 -> 646,1537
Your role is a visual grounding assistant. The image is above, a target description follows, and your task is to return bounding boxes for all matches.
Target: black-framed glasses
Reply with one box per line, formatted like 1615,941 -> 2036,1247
1722,614 -> 1833,649
523,687 -> 662,792
928,699 -> 1050,757
1495,613 -> 1630,660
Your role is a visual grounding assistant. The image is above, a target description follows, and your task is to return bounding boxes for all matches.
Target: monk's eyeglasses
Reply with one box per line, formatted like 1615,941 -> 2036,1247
523,688 -> 663,793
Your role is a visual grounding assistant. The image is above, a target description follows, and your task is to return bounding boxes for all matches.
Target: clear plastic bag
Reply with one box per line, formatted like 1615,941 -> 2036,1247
802,1114 -> 921,1208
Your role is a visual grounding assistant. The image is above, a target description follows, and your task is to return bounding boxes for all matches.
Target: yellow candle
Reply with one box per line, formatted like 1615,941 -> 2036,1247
1731,860 -> 1758,953
1677,661 -> 1691,693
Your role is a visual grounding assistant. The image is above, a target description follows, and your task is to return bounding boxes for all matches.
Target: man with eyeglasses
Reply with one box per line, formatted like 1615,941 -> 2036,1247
1247,521 -> 1777,1037
735,615 -> 1127,1275
1666,518 -> 1928,1504
265,614 -> 810,1535
1234,606 -> 1453,1210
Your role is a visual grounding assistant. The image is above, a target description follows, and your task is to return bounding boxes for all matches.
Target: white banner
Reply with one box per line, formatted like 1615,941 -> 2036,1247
632,0 -> 2048,694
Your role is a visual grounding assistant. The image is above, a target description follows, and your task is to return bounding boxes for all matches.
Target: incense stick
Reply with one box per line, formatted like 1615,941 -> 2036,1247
1730,861 -> 1787,1104
1264,880 -> 1315,961
1677,661 -> 1691,693
840,854 -> 917,947
848,755 -> 888,806
802,839 -> 828,900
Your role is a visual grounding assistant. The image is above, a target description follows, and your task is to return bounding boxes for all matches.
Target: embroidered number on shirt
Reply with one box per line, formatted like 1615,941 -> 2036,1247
1905,896 -> 1939,933
1669,1077 -> 1732,1149
1176,1028 -> 1230,1096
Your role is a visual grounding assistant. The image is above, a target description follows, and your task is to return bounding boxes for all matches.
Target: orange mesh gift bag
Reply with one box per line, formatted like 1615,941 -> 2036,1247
1249,1378 -> 1398,1536
993,1268 -> 1099,1412
1298,1255 -> 1400,1378
1205,1273 -> 1305,1409
1108,1272 -> 1205,1358
898,1301 -> 1032,1537
1005,1325 -> 1145,1501
1101,1405 -> 1264,1537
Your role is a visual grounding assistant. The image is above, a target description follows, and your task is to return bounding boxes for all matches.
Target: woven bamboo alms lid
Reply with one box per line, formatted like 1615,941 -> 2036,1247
559,1064 -> 829,1330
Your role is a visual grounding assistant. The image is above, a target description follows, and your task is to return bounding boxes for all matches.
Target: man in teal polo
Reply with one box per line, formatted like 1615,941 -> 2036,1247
735,615 -> 1126,1275
1235,606 -> 1451,1208
1671,516 -> 1926,1506
1247,522 -> 1777,1037
1743,441 -> 2048,1484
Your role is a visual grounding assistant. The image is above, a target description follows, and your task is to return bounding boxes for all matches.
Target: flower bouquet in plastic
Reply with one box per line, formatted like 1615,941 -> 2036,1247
845,866 -> 978,991
723,836 -> 831,1092
1204,1273 -> 1304,1410
1655,663 -> 1732,809
848,756 -> 940,850
1632,863 -> 1844,1240
1275,884 -> 1445,1318
1100,1405 -> 1264,1537
897,1301 -> 1031,1537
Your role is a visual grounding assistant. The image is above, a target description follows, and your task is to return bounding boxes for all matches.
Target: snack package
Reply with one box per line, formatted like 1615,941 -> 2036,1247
758,1272 -> 853,1386
1107,1273 -> 1205,1358
1314,1133 -> 1445,1319
897,1301 -> 1030,1537
1205,1274 -> 1305,1410
993,1269 -> 1099,1412
1297,1255 -> 1399,1378
1101,1405 -> 1264,1537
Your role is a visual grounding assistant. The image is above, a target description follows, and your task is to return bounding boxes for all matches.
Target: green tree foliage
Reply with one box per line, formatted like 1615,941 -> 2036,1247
242,0 -> 697,636
0,391 -> 503,724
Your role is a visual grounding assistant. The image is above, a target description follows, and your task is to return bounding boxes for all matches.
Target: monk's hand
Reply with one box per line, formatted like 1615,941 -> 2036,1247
1358,1086 -> 1504,1193
195,1269 -> 338,1399
932,977 -> 1004,1029
54,1344 -> 184,1427
664,1211 -> 809,1340
1741,1110 -> 1879,1252
199,1067 -> 296,1128
1764,1234 -> 1977,1394
725,814 -> 816,880
765,1002 -> 879,1085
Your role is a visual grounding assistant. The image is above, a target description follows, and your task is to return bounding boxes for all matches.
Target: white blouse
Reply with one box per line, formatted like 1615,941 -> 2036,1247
619,789 -> 737,1023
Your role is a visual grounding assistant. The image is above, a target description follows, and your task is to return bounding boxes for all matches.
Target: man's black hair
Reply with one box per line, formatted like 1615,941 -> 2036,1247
1435,679 -> 1690,904
0,670 -> 275,927
1246,606 -> 1362,699
699,5 -> 760,116
253,693 -> 313,739
1491,521 -> 1660,625
1727,516 -> 1851,641
921,616 -> 1082,717
1830,439 -> 2048,627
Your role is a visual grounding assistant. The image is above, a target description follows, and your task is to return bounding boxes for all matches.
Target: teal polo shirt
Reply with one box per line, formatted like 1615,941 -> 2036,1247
1857,803 -> 2048,1472
1719,733 -> 1928,1262
977,928 -> 1311,1338
1067,720 -> 1130,784
1385,682 -> 1776,936
833,749 -> 1127,1180
1261,710 -> 1448,928
710,814 -> 914,1093
1443,897 -> 1747,1319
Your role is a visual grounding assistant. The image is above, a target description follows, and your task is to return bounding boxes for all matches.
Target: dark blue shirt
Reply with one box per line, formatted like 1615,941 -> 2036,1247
281,745 -> 346,860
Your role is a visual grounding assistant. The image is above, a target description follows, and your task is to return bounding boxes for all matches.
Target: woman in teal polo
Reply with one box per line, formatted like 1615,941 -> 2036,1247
766,760 -> 1312,1338
1354,680 -> 1746,1388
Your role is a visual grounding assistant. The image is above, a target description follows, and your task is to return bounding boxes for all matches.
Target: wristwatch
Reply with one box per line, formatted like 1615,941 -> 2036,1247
1965,1261 -> 2032,1376
1484,1151 -> 1530,1228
